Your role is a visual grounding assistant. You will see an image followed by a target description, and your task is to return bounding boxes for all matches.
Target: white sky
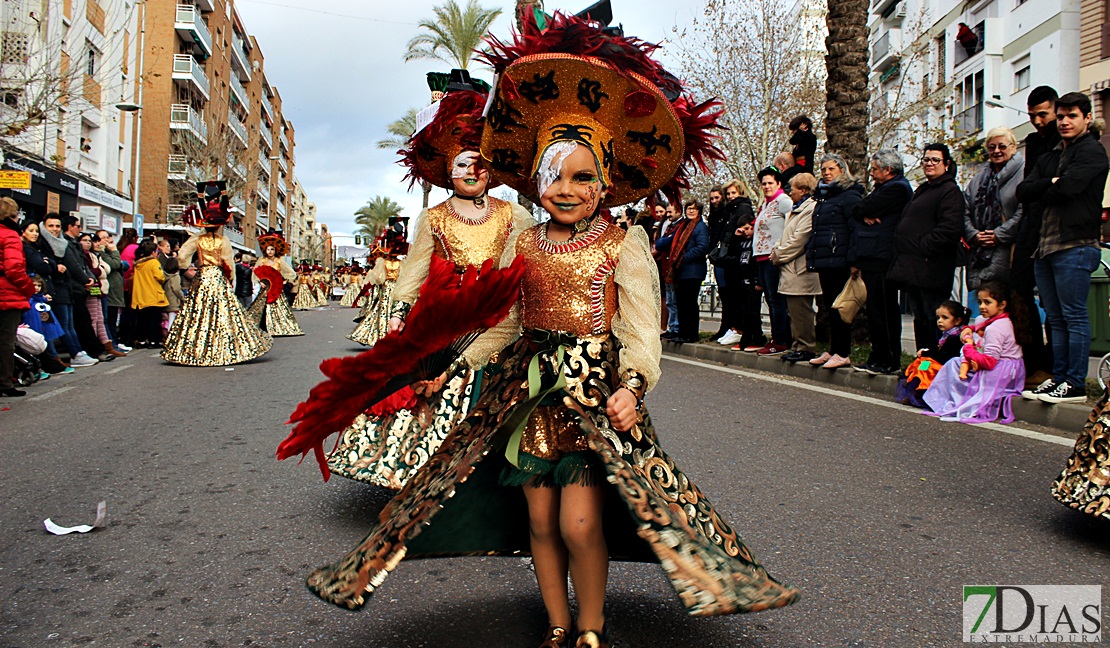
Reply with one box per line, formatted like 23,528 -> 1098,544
234,0 -> 706,244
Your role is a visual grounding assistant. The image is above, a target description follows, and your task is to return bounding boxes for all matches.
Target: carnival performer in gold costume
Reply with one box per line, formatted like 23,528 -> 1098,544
252,229 -> 303,337
337,262 -> 363,307
346,238 -> 404,347
1051,389 -> 1110,521
291,263 -> 317,310
298,16 -> 798,646
162,181 -> 272,366
327,71 -> 535,489
312,266 -> 330,307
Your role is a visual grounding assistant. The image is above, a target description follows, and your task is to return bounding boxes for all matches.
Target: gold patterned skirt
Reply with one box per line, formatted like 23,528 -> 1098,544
1051,390 -> 1110,521
348,280 -> 395,347
161,266 -> 272,366
263,294 -> 304,337
338,285 -> 359,307
304,331 -> 799,616
292,285 -> 317,310
327,368 -> 476,489
314,283 -> 329,307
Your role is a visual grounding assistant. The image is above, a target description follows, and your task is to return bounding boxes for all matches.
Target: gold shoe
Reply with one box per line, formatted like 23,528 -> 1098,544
539,625 -> 571,648
574,629 -> 610,648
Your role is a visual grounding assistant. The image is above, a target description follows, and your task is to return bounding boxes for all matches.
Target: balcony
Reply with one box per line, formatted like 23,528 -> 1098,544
260,91 -> 273,120
174,5 -> 212,60
194,0 -> 215,11
276,154 -> 288,173
167,204 -> 186,225
230,160 -> 247,180
275,199 -> 286,218
167,154 -> 188,180
955,103 -> 983,136
228,110 -> 247,145
260,124 -> 273,148
953,21 -> 984,68
230,33 -> 251,81
170,103 -> 207,144
279,130 -> 289,151
229,74 -> 249,114
871,30 -> 899,71
257,179 -> 270,204
224,225 -> 244,246
77,152 -> 100,179
258,148 -> 271,172
172,54 -> 209,100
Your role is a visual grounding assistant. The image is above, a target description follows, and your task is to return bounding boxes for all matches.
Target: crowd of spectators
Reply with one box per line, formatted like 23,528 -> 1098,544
634,85 -> 1108,408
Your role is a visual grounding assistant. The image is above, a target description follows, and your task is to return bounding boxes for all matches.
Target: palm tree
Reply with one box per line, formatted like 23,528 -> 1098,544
824,0 -> 870,181
354,196 -> 403,243
404,0 -> 502,70
377,109 -> 435,209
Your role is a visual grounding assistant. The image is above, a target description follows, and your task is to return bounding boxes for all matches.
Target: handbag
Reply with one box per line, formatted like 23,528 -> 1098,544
708,238 -> 730,265
832,274 -> 867,324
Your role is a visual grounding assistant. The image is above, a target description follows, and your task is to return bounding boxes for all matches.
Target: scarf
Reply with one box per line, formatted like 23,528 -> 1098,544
666,217 -> 697,282
39,227 -> 68,258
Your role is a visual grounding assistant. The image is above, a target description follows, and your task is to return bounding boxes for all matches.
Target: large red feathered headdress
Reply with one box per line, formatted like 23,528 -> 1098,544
277,254 -> 525,479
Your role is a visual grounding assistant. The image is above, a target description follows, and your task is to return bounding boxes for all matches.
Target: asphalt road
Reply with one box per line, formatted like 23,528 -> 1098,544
1,306 -> 1106,647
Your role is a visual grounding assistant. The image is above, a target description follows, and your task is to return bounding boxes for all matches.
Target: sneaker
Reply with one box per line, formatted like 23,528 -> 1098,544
1038,382 -> 1086,404
809,352 -> 832,366
823,354 -> 851,369
0,387 -> 27,397
782,350 -> 815,363
69,352 -> 99,367
852,364 -> 874,373
115,343 -> 133,352
38,371 -> 50,381
730,343 -> 743,351
757,343 -> 789,356
1022,379 -> 1057,400
60,367 -> 75,375
718,330 -> 743,346
866,365 -> 901,376
742,344 -> 764,353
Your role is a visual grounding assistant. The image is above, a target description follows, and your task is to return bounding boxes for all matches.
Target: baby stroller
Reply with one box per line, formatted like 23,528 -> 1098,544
12,347 -> 41,387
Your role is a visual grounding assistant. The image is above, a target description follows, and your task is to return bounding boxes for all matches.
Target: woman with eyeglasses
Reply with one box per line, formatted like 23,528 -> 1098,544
887,143 -> 967,350
963,127 -> 1025,316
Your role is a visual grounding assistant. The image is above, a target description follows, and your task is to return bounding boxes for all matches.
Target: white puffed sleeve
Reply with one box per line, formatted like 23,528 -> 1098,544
459,231 -> 525,368
610,225 -> 663,392
390,208 -> 434,307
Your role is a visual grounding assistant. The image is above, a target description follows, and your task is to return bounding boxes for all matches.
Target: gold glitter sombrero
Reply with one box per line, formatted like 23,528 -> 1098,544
257,229 -> 288,257
479,12 -> 724,207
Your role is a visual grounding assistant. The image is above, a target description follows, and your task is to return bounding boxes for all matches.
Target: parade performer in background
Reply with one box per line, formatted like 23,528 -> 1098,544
291,15 -> 797,646
252,229 -> 303,337
162,181 -> 272,366
346,230 -> 406,348
291,262 -> 317,310
338,261 -> 362,307
328,71 -> 535,489
312,265 -> 330,307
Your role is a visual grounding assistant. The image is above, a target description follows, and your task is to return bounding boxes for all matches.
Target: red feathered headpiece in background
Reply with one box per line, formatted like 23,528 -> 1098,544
399,90 -> 488,191
277,254 -> 525,480
253,264 -> 285,304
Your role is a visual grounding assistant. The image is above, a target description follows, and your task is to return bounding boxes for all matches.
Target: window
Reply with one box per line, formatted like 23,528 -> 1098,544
0,88 -> 21,108
86,44 -> 99,77
1,31 -> 29,64
1013,58 -> 1031,92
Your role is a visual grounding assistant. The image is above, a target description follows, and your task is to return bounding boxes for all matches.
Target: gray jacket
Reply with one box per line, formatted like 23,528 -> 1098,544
963,153 -> 1024,290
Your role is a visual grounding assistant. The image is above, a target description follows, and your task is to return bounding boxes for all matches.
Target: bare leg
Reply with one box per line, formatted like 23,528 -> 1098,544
560,483 -> 608,632
523,484 -> 572,629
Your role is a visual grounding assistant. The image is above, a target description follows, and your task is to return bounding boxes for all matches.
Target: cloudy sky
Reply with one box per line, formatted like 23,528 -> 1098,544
234,0 -> 706,245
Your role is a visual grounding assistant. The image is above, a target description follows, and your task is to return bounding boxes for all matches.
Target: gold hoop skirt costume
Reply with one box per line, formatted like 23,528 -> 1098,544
346,258 -> 399,348
330,197 -> 535,488
338,273 -> 362,307
1052,389 -> 1110,520
291,275 -> 317,310
161,233 -> 272,366
253,258 -> 304,337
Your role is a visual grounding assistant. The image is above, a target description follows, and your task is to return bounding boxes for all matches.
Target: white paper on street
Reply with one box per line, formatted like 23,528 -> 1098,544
43,501 -> 107,535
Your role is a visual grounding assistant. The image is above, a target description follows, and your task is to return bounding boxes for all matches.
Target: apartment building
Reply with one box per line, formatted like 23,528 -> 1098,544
0,0 -> 141,230
134,0 -> 301,251
869,0 -> 1081,171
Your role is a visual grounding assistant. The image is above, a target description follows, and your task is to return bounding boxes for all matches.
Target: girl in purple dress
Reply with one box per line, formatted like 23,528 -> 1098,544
924,282 -> 1026,423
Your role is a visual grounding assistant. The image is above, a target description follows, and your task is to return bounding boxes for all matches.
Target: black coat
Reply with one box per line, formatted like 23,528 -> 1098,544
1013,122 -> 1062,265
886,171 -> 966,291
848,174 -> 913,271
712,197 -> 755,272
790,129 -> 818,172
1016,131 -> 1109,247
806,181 -> 864,271
235,263 -> 253,299
22,240 -> 57,297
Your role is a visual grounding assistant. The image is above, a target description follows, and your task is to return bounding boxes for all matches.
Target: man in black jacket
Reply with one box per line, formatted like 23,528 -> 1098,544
850,149 -> 913,374
234,252 -> 254,309
1012,85 -> 1060,386
1017,92 -> 1110,404
40,213 -> 98,366
887,144 -> 966,350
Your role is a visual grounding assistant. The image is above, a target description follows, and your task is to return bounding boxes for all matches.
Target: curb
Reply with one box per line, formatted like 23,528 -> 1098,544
663,340 -> 1091,436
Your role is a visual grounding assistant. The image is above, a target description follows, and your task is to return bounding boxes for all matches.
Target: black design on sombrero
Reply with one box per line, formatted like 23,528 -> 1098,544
577,78 -> 609,113
627,125 -> 672,155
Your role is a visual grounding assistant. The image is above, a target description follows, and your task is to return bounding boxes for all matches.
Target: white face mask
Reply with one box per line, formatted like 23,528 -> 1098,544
451,151 -> 480,179
535,141 -> 582,200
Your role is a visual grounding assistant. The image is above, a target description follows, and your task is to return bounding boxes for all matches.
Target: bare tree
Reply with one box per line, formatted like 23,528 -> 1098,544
674,0 -> 826,192
168,123 -> 250,223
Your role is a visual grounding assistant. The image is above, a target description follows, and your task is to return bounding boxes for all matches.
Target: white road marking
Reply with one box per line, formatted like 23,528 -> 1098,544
662,354 -> 1075,447
29,385 -> 76,401
102,363 -> 133,375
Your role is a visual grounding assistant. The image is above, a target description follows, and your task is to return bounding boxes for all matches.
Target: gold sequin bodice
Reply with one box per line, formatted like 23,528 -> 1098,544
196,234 -> 224,267
384,258 -> 401,281
517,218 -> 625,337
427,196 -> 515,270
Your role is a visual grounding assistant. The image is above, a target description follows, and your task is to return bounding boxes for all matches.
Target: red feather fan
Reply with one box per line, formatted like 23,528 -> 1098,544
277,254 -> 525,480
252,265 -> 285,304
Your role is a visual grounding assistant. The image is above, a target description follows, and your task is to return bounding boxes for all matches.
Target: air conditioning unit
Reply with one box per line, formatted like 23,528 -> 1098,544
894,3 -> 907,18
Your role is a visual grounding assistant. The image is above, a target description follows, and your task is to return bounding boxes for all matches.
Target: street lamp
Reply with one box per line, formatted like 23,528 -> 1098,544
115,103 -> 142,112
985,99 -> 1026,115
116,103 -> 143,231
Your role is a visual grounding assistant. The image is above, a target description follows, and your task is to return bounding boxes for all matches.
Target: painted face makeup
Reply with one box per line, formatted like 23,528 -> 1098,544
450,151 -> 489,198
538,143 -> 607,228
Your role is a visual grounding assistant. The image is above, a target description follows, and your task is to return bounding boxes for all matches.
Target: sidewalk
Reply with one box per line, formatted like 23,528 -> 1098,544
679,317 -> 1092,435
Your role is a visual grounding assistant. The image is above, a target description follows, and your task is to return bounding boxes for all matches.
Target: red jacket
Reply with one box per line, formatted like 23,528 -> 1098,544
0,219 -> 34,310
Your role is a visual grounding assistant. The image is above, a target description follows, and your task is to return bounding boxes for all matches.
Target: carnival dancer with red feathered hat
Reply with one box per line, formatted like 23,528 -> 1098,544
346,225 -> 407,347
161,181 -> 272,366
293,14 -> 797,647
251,229 -> 303,337
291,261 -> 318,311
326,69 -> 535,490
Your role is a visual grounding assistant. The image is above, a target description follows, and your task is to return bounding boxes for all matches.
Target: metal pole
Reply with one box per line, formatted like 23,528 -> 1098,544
131,1 -> 146,225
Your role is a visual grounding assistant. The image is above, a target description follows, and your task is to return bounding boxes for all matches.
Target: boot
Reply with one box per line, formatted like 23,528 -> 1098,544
104,341 -> 126,358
